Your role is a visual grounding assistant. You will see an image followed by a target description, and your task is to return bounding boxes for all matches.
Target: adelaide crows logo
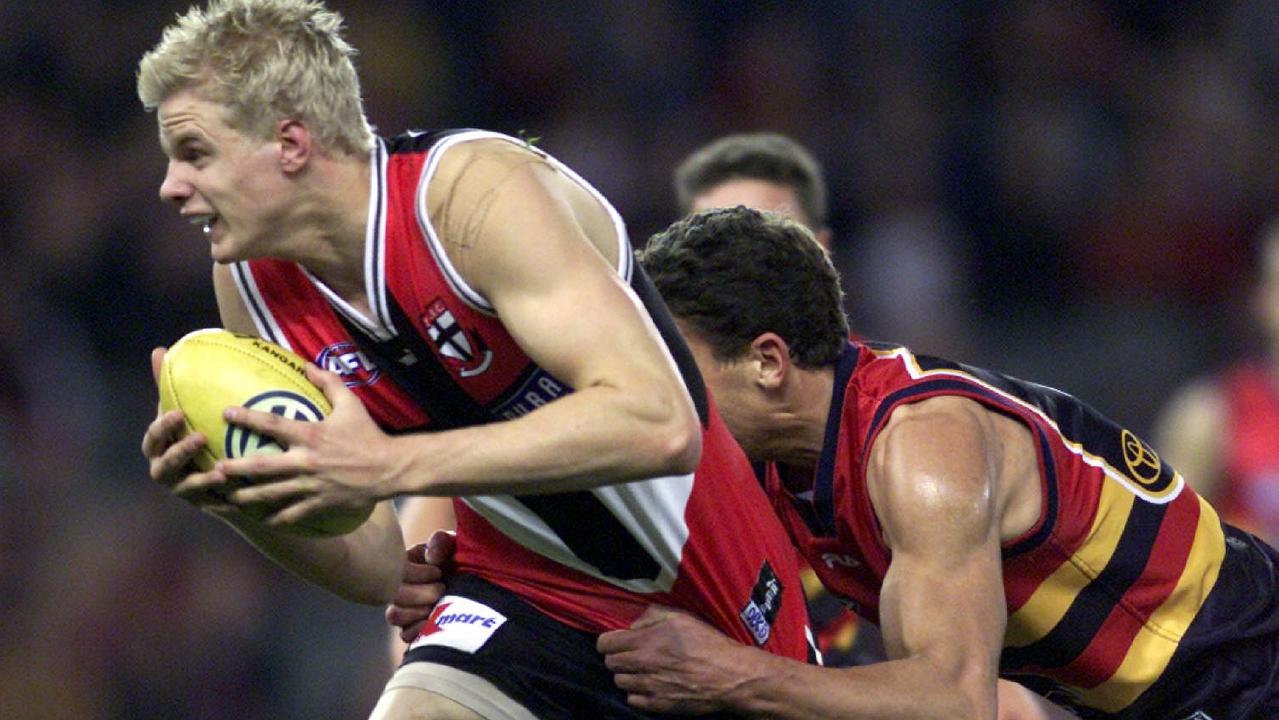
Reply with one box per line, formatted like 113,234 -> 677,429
422,299 -> 493,378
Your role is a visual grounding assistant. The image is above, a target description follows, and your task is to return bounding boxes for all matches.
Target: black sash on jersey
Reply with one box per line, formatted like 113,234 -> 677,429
335,294 -> 663,582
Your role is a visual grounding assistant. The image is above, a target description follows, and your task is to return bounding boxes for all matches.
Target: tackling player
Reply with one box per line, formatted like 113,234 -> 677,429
597,206 -> 1279,719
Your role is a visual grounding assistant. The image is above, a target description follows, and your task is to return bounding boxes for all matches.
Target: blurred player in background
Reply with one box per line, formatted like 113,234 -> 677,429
136,1 -> 815,718
599,206 -> 1279,719
673,132 -> 833,252
1156,218 -> 1279,547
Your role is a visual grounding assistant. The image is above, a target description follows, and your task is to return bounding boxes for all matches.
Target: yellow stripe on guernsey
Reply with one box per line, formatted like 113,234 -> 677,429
1005,479 -> 1133,647
879,346 -> 1183,505
1075,495 -> 1224,713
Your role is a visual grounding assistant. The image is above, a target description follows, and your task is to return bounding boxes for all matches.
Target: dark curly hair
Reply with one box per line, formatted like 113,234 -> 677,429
639,206 -> 848,368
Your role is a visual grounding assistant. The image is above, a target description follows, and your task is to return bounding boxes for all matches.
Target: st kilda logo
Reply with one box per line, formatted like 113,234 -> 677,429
422,298 -> 493,378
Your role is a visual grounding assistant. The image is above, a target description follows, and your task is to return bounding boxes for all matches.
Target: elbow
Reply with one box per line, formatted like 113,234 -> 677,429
657,410 -> 702,476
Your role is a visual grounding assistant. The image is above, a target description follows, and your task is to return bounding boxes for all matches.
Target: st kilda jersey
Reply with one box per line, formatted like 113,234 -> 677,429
769,341 -> 1279,717
229,130 -> 814,661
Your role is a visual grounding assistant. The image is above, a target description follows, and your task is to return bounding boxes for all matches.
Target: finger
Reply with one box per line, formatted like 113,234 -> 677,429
305,362 -> 353,408
402,561 -> 444,584
150,432 -> 208,486
216,452 -> 307,481
405,542 -> 429,565
426,530 -> 458,566
630,605 -> 678,630
391,582 -> 444,610
386,602 -> 433,625
387,600 -> 436,628
392,571 -> 446,602
611,671 -> 646,692
151,347 -> 167,386
626,693 -> 667,712
400,621 -> 426,643
228,478 -> 311,507
171,468 -> 228,500
142,410 -> 190,459
266,494 -> 340,527
597,628 -> 638,656
222,406 -> 306,447
601,646 -> 638,671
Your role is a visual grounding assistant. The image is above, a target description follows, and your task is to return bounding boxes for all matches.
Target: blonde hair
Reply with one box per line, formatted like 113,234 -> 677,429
137,0 -> 375,155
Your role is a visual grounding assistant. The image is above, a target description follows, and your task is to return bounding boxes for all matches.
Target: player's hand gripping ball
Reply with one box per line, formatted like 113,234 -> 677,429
158,329 -> 373,536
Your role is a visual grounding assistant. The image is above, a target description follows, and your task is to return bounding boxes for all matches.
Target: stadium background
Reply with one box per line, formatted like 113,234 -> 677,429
2,1 -> 1277,717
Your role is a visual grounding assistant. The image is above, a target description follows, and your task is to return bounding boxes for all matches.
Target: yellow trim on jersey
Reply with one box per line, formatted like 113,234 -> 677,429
1005,479 -> 1134,647
869,345 -> 1184,504
800,567 -> 826,597
1075,495 -> 1225,712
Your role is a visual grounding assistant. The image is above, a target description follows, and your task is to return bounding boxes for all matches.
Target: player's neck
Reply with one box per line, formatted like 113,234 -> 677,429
767,365 -> 835,469
294,151 -> 373,308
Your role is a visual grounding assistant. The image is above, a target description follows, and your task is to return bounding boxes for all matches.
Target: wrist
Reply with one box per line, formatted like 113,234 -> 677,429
720,645 -> 784,715
380,433 -> 425,499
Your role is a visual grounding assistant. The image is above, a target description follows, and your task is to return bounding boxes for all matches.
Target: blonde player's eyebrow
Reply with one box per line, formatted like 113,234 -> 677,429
160,131 -> 204,158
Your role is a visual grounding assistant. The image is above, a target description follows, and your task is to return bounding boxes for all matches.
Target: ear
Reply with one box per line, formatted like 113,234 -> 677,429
749,332 -> 792,390
277,119 -> 312,174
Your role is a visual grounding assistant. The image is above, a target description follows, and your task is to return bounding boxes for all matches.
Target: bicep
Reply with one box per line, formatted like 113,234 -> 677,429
870,398 -> 1006,696
433,146 -> 683,398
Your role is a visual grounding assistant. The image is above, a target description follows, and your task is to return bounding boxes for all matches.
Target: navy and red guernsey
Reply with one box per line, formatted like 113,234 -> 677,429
769,340 -> 1279,717
229,129 -> 814,662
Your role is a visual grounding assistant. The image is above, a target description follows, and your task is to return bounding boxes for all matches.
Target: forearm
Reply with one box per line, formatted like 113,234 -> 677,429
219,501 -> 403,604
727,651 -> 985,720
389,385 -> 699,497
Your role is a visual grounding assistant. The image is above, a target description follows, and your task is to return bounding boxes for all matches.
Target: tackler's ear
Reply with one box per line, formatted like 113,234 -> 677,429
277,119 -> 312,174
749,332 -> 792,391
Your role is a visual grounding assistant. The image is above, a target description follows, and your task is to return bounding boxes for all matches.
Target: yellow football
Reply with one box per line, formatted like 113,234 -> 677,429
158,328 -> 372,537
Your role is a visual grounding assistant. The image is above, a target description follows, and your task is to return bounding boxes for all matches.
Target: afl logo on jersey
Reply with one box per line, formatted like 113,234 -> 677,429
316,341 -> 381,388
422,298 -> 493,378
224,390 -> 325,459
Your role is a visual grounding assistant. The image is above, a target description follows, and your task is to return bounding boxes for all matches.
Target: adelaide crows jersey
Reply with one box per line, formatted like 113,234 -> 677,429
768,340 -> 1279,716
229,129 -> 813,661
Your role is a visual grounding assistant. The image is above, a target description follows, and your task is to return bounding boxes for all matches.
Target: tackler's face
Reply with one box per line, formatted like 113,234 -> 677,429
156,88 -> 291,264
676,321 -> 772,463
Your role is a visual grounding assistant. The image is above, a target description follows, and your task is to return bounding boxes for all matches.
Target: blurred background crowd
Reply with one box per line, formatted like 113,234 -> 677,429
2,1 -> 1278,717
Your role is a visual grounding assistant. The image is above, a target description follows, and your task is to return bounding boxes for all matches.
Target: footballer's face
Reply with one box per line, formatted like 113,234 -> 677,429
156,88 -> 292,263
676,321 -> 771,463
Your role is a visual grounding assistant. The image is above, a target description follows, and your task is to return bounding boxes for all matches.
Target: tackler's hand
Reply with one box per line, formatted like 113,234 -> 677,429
598,606 -> 749,714
387,530 -> 458,642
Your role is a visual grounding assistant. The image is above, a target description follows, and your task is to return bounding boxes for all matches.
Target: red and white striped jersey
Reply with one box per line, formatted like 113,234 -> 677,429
231,129 -> 814,661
